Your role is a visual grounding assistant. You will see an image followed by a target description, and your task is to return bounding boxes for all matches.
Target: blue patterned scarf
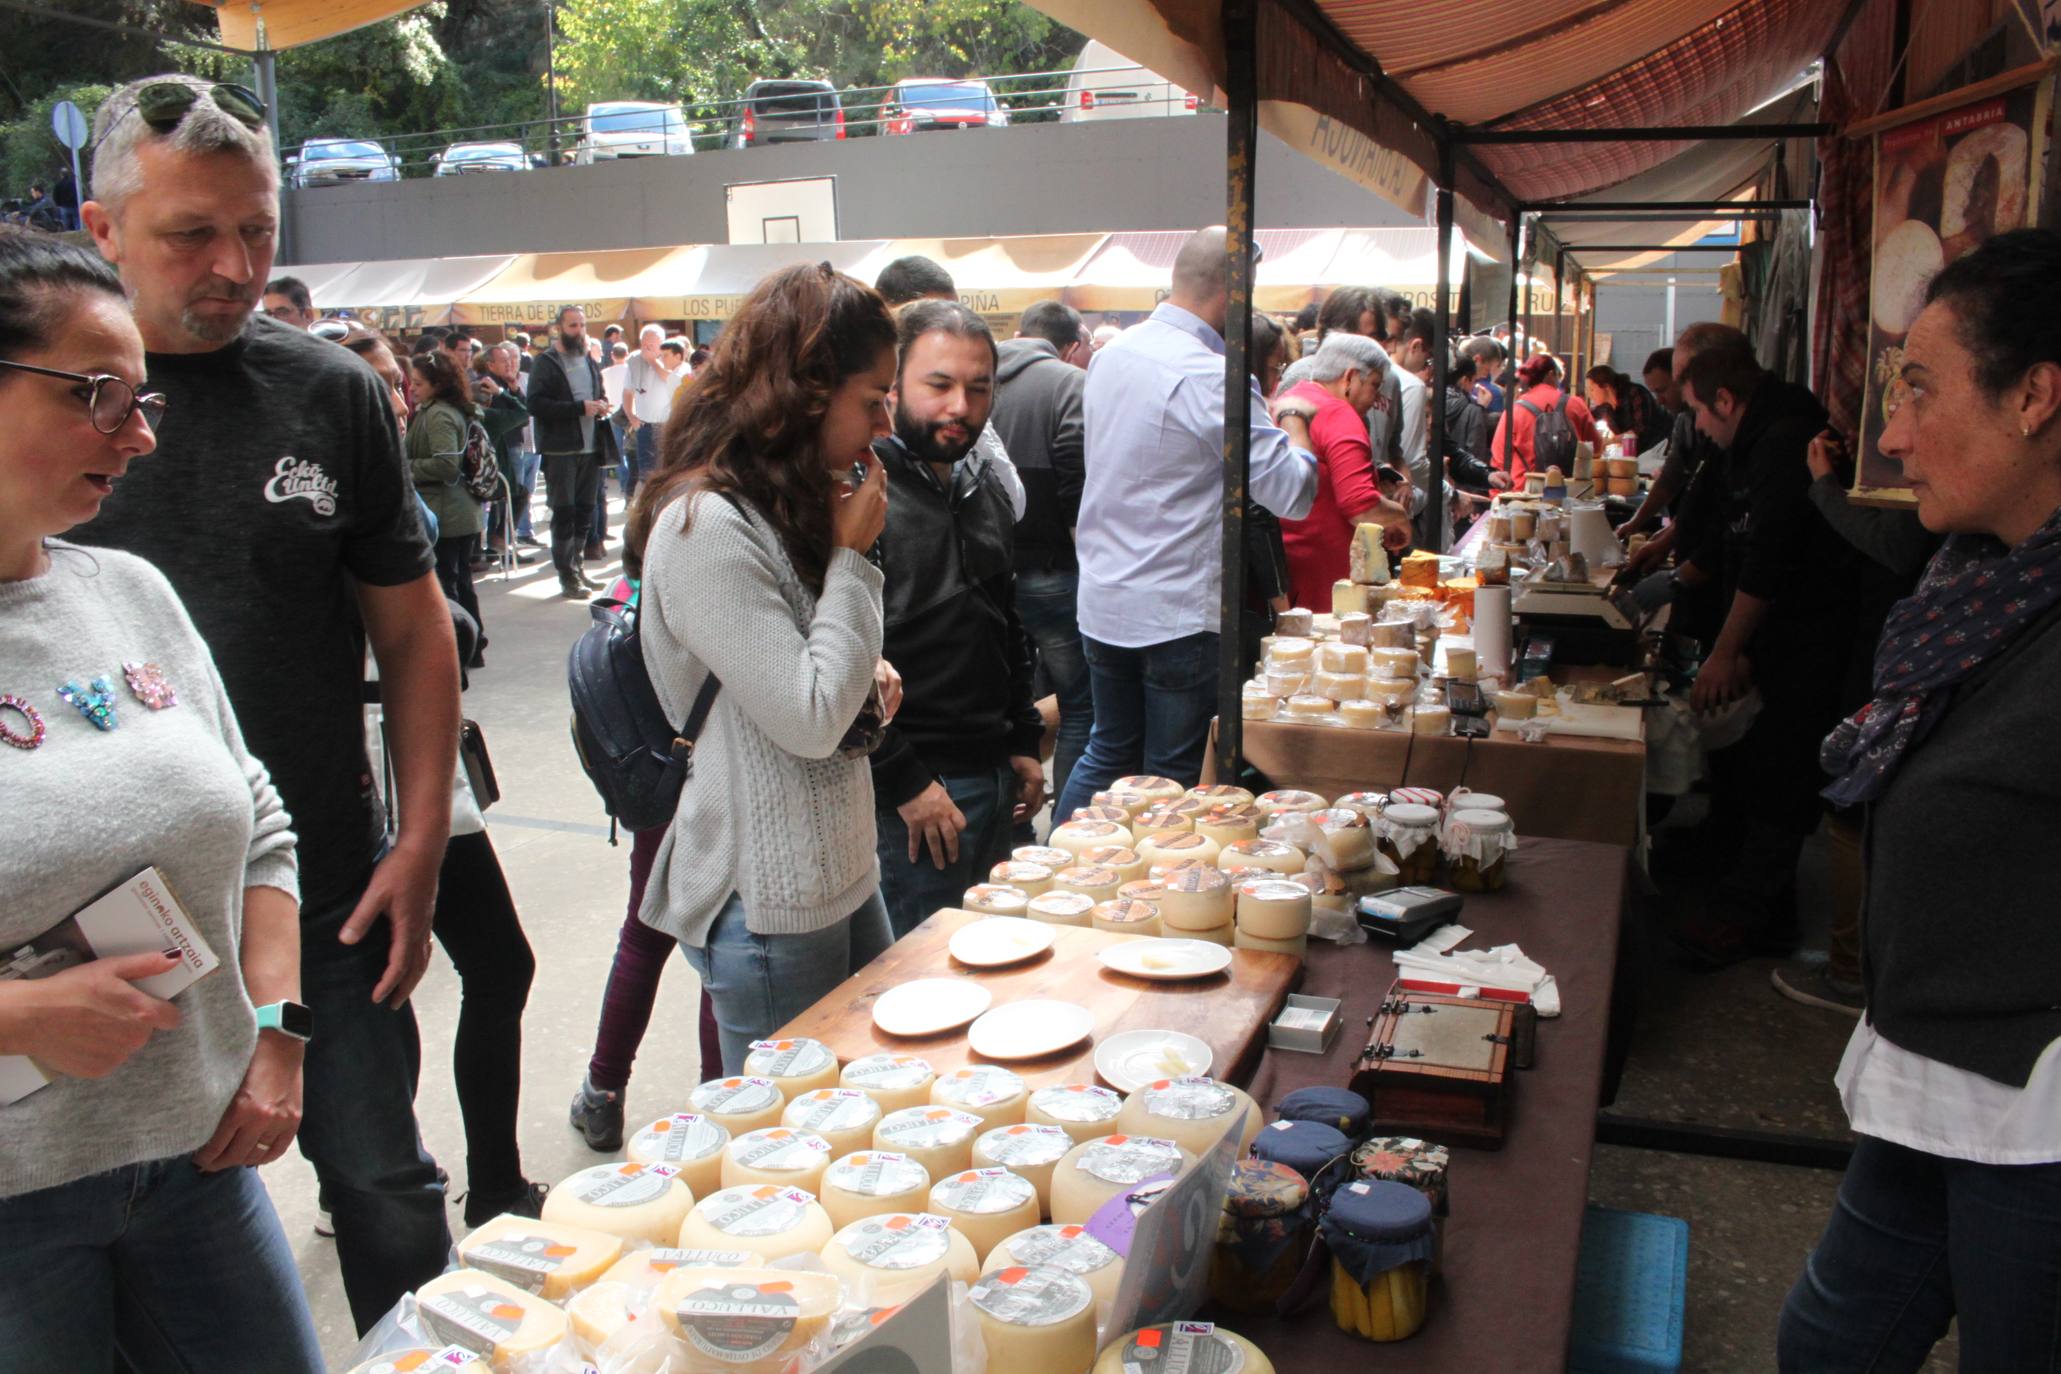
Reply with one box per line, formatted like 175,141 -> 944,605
1822,505 -> 2061,806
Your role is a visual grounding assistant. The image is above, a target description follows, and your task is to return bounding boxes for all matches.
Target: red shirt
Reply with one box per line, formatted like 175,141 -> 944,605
1278,380 -> 1382,610
1489,383 -> 1599,482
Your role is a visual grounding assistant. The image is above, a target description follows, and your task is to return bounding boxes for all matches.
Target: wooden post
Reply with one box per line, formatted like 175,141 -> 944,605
1216,0 -> 1258,782
1429,130 -> 1455,551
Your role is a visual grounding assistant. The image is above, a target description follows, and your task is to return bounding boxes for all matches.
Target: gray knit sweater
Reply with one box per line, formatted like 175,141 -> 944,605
637,493 -> 884,944
0,544 -> 297,1198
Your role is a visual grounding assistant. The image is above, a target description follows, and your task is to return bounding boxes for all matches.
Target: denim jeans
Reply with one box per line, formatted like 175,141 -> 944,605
875,764 -> 1018,940
1054,631 -> 1219,822
0,1158 -> 324,1371
632,421 -> 659,497
1015,569 -> 1092,808
513,450 -> 541,537
681,889 -> 892,1075
1778,1133 -> 2061,1372
299,868 -> 453,1332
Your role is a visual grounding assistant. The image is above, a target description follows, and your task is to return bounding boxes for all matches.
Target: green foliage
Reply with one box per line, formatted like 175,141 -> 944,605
1,84 -> 113,195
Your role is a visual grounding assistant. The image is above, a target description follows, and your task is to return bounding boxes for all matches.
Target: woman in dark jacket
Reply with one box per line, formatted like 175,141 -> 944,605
1583,365 -> 1669,453
406,350 -> 486,660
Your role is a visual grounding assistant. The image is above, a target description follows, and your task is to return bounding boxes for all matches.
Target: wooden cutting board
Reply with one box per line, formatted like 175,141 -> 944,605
774,909 -> 1304,1092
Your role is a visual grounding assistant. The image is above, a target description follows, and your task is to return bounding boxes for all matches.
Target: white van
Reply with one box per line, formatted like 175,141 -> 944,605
1060,39 -> 1199,122
574,101 -> 695,163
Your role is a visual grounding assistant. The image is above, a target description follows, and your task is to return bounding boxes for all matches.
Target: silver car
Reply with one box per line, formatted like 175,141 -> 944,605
575,102 -> 696,163
433,141 -> 534,175
290,138 -> 400,188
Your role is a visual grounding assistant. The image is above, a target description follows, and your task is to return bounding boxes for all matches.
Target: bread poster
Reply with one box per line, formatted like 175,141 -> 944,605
1856,78 -> 2051,503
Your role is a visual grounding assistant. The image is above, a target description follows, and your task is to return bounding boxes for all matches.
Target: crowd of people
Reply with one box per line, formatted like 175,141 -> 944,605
2,71 -> 2057,1374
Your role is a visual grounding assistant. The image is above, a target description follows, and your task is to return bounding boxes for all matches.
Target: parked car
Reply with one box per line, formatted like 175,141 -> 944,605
433,141 -> 535,175
574,101 -> 695,163
1061,39 -> 1199,121
881,79 -> 1009,135
289,139 -> 400,188
732,79 -> 845,148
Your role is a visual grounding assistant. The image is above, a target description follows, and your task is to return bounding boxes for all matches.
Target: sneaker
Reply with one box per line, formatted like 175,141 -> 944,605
517,534 -> 544,548
314,1206 -> 334,1239
1772,961 -> 1864,1017
461,1179 -> 551,1229
569,1077 -> 625,1152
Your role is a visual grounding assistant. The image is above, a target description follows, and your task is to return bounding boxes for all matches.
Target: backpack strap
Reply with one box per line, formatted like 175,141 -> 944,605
671,673 -> 722,765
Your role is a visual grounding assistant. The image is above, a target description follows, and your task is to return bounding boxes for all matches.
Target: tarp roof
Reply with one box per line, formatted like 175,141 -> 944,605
187,0 -> 420,51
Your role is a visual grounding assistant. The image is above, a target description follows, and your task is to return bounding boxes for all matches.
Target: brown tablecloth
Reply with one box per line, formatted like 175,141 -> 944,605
1207,836 -> 1631,1372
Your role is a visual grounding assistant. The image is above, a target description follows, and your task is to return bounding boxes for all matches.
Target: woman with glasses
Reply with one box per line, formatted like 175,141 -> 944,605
0,235 -> 323,1367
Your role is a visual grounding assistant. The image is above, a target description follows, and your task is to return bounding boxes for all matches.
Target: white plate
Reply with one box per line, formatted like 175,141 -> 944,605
1098,938 -> 1234,982
949,916 -> 1057,969
1095,1029 -> 1214,1094
967,1000 -> 1095,1061
872,978 -> 993,1037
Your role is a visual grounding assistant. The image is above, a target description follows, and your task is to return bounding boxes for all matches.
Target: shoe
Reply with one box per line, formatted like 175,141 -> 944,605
513,548 -> 542,565
517,534 -> 544,548
569,1076 -> 626,1152
584,541 -> 607,561
1668,910 -> 1799,969
559,575 -> 589,600
1772,961 -> 1864,1016
461,1179 -> 550,1229
314,1206 -> 334,1239
577,567 -> 604,592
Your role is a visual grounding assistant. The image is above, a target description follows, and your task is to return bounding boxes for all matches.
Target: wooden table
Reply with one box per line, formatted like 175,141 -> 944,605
775,909 -> 1304,1090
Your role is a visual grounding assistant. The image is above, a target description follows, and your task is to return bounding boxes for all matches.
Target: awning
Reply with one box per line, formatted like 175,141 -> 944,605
189,0 -> 420,51
629,241 -> 888,321
314,254 -> 518,329
451,247 -> 700,327
863,235 -> 1113,313
1067,227 -> 1349,311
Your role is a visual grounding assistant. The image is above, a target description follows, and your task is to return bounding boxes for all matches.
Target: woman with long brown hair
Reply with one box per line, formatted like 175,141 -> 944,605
406,348 -> 485,658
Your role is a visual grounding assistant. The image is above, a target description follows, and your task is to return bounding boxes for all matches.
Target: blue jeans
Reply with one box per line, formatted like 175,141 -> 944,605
1778,1133 -> 2061,1371
1016,569 -> 1092,808
875,765 -> 1018,940
632,421 -> 659,497
1054,631 -> 1219,822
513,449 -> 541,537
0,1158 -> 323,1371
299,870 -> 453,1332
681,890 -> 892,1075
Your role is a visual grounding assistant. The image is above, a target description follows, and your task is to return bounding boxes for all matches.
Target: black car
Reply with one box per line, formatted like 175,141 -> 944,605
733,80 -> 845,148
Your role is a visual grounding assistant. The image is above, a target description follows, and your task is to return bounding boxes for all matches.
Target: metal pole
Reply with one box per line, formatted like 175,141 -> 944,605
545,0 -> 559,164
1587,276 -> 1599,371
1430,130 -> 1455,552
1552,248 -> 1566,361
252,44 -> 289,263
1216,0 -> 1258,783
1503,211 -> 1521,472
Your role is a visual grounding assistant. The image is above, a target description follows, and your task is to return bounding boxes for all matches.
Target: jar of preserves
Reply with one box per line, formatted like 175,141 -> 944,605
1324,1179 -> 1435,1342
1374,803 -> 1441,885
1442,808 -> 1516,892
1209,1158 -> 1312,1313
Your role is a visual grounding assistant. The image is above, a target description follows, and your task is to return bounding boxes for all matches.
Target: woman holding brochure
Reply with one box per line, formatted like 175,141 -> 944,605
0,232 -> 323,1369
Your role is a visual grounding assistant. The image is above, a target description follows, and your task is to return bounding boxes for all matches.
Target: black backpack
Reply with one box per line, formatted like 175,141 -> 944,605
567,593 -> 721,840
459,417 -> 501,504
1518,391 -> 1578,473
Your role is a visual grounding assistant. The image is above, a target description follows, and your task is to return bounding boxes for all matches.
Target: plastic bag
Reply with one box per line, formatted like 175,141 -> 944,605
1644,697 -> 1705,797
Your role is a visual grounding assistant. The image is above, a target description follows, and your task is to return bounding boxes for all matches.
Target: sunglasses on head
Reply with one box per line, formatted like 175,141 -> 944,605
93,82 -> 267,154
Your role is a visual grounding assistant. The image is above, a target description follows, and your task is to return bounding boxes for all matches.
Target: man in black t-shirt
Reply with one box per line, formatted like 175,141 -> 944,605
77,74 -> 462,1332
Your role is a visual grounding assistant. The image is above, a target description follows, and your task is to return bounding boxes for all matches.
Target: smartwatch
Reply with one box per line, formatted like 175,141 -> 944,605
255,1000 -> 314,1043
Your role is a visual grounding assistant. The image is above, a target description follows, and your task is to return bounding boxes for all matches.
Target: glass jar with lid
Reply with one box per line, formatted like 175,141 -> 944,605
1210,1158 -> 1313,1313
1374,803 -> 1441,885
1442,808 -> 1516,892
1324,1179 -> 1436,1341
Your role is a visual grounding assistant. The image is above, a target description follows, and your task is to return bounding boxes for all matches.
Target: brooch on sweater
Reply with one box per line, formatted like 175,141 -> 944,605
0,694 -> 44,750
5,665 -> 178,751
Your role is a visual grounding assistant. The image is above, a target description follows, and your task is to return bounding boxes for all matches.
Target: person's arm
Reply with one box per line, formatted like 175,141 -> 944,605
1323,414 -> 1409,537
978,426 -> 1028,522
480,389 -> 530,446
1238,377 -> 1317,520
1569,395 -> 1601,446
1619,450 -> 1685,535
1692,589 -> 1767,711
407,406 -> 465,487
1052,374 -> 1086,535
525,355 -> 583,422
1805,434 -> 1940,578
192,884 -> 301,1171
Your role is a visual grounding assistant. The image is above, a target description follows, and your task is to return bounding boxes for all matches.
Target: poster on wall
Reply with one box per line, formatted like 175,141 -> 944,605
1856,75 -> 2053,504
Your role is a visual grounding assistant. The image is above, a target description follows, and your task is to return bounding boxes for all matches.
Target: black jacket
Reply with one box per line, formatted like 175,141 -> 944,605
867,435 -> 1044,808
1441,385 -> 1496,492
527,344 -> 621,463
1707,377 -> 1856,630
990,339 -> 1085,573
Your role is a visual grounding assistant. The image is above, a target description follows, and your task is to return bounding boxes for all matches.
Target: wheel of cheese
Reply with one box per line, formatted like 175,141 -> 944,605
1254,789 -> 1328,817
818,1212 -> 979,1307
625,1113 -> 729,1199
688,1076 -> 787,1137
972,1123 -> 1074,1217
818,1150 -> 933,1231
742,1037 -> 839,1098
1280,693 -> 1335,722
1411,704 -> 1452,736
1155,865 -> 1232,932
982,1224 -> 1125,1326
1236,878 -> 1312,941
1094,1323 -> 1275,1374
930,1065 -> 1029,1129
873,1106 -> 985,1178
346,1349 -> 493,1374
1077,845 -> 1146,884
1136,830 -> 1221,873
1263,665 -> 1308,698
840,1053 -> 938,1115
1028,890 -> 1096,927
1337,698 -> 1386,729
1337,611 -> 1374,646
1195,804 -> 1262,847
1493,688 -> 1537,719
1051,1135 -> 1193,1224
654,1264 -> 842,1372
1369,646 -> 1420,681
963,883 -> 1031,916
720,1127 -> 835,1194
455,1215 -> 624,1300
1091,900 -> 1161,937
1132,806 -> 1193,836
1312,670 -> 1365,703
1147,859 -> 1216,885
1110,775 -> 1183,804
1184,920 -> 1234,947
1332,790 -> 1389,821
677,1184 -> 834,1262
1268,626 -> 1314,658
415,1269 -> 571,1367
1185,784 -> 1256,809
989,860 -> 1055,897
1317,642 -> 1370,675
599,1246 -> 755,1294
1069,804 -> 1136,832
1025,1083 -> 1125,1145
545,1162 -> 696,1246
1051,865 -> 1122,905
967,1264 -> 1098,1374
1050,819 -> 1130,860
1116,878 -> 1167,909
564,1281 -> 651,1357
1089,789 -> 1153,819
1363,676 -> 1417,707
1012,845 -> 1074,872
1235,928 -> 1309,959
1301,808 -> 1378,871
780,1088 -> 882,1157
1116,1077 -> 1261,1156
928,1167 -> 1042,1262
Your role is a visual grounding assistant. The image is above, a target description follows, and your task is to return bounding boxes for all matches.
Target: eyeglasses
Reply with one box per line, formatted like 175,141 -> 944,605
0,360 -> 168,434
92,82 -> 267,155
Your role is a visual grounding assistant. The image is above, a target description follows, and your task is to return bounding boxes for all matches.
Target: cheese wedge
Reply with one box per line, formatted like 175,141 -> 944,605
1051,1135 -> 1193,1225
1025,1083 -> 1125,1145
1332,579 -> 1371,616
564,1281 -> 647,1356
1411,704 -> 1452,736
1350,525 -> 1391,586
972,1123 -> 1074,1217
687,1076 -> 787,1137
840,1053 -> 937,1114
818,1150 -> 932,1231
624,1113 -> 729,1199
677,1184 -> 833,1262
873,1106 -> 985,1178
819,1212 -> 979,1307
780,1088 -> 882,1157
720,1127 -> 834,1194
654,1265 -> 842,1373
544,1162 -> 695,1246
455,1214 -> 623,1299
1317,642 -> 1371,675
1094,1323 -> 1275,1374
741,1037 -> 839,1097
1116,1077 -> 1261,1156
415,1269 -> 569,1370
931,1065 -> 1029,1129
968,1264 -> 1098,1374
928,1167 -> 1042,1263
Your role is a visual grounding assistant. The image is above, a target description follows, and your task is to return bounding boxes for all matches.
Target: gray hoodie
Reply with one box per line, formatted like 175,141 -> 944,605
990,338 -> 1085,572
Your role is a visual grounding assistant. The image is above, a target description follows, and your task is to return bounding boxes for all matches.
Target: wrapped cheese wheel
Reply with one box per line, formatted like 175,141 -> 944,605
931,1065 -> 1029,1130
972,1123 -> 1074,1216
346,1351 -> 492,1374
545,1162 -> 695,1246
677,1184 -> 833,1262
1094,1324 -> 1275,1374
1255,789 -> 1328,817
982,1224 -> 1126,1326
599,1246 -> 754,1293
819,1150 -> 932,1231
1132,804 -> 1194,835
1369,646 -> 1420,681
1363,676 -> 1416,707
1301,808 -> 1378,871
1052,1135 -> 1194,1224
1115,1076 -> 1262,1155
781,1088 -> 883,1158
1280,693 -> 1336,722
1027,889 -> 1096,927
1077,845 -> 1146,884
1263,665 -> 1308,698
1049,819 -> 1130,861
1337,611 -> 1374,646
1026,1083 -> 1125,1144
873,1106 -> 985,1178
1493,688 -> 1538,719
1242,680 -> 1278,719
840,1053 -> 937,1115
1410,705 -> 1452,736
1195,803 -> 1262,847
1333,791 -> 1389,821
1236,878 -> 1313,941
989,860 -> 1055,898
967,1265 -> 1098,1374
1156,865 -> 1233,932
1313,670 -> 1367,703
819,1212 -> 979,1307
456,1215 -> 623,1299
415,1269 -> 570,1367
1317,642 -> 1371,675
1051,864 -> 1122,905
1091,900 -> 1162,937
1217,838 -> 1305,875
1135,830 -> 1221,871
1338,699 -> 1386,729
654,1265 -> 842,1371
1186,783 -> 1256,808
963,883 -> 1031,917
625,1113 -> 729,1198
721,1127 -> 835,1194
1235,928 -> 1309,959
929,1167 -> 1042,1262
742,1038 -> 839,1097
688,1076 -> 787,1137
1185,921 -> 1235,946
1012,845 -> 1073,872
1273,608 -> 1315,637
1111,775 -> 1184,804
1090,789 -> 1153,819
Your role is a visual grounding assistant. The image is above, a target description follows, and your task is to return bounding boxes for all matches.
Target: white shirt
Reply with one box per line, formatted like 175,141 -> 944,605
625,352 -> 674,425
1837,1019 -> 2061,1165
600,361 -> 628,412
1077,303 -> 1318,648
1394,366 -> 1429,492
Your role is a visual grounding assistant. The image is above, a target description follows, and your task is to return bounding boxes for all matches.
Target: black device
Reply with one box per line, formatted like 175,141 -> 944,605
1444,679 -> 1491,737
1356,886 -> 1466,943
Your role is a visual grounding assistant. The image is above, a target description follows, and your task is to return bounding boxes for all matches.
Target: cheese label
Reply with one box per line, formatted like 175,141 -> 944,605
632,1113 -> 726,1164
979,1124 -> 1071,1167
1077,1136 -> 1182,1185
938,1067 -> 1022,1109
352,1349 -> 487,1374
693,1077 -> 782,1115
934,1167 -> 1035,1215
969,1265 -> 1093,1327
838,1212 -> 953,1269
1005,1224 -> 1118,1274
732,1128 -> 832,1170
1030,891 -> 1095,916
1118,1323 -> 1245,1373
645,1247 -> 752,1272
419,1284 -> 528,1352
844,1054 -> 933,1089
1144,1077 -> 1235,1122
788,1089 -> 876,1133
567,1163 -> 674,1209
461,1232 -> 581,1292
826,1151 -> 928,1198
744,1038 -> 834,1079
879,1107 -> 981,1148
672,1280 -> 800,1363
700,1185 -> 815,1237
1030,1084 -> 1121,1124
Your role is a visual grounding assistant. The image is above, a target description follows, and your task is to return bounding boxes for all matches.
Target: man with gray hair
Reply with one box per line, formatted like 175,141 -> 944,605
1275,333 -> 1413,607
76,73 -> 463,1332
622,322 -> 672,498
